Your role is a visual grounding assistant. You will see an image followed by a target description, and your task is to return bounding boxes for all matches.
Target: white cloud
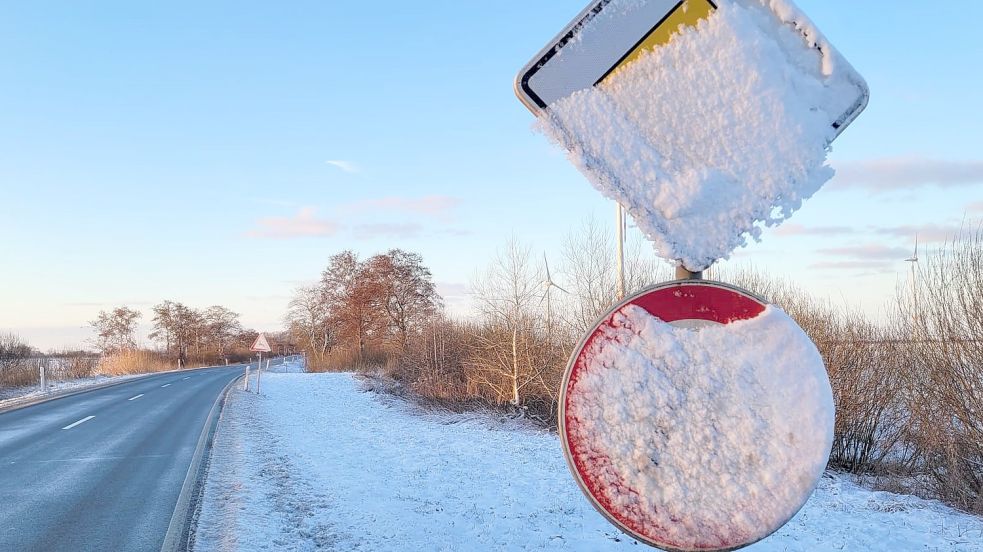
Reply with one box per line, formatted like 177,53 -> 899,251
325,160 -> 360,174
831,158 -> 983,192
816,244 -> 910,260
352,223 -> 423,240
246,207 -> 340,239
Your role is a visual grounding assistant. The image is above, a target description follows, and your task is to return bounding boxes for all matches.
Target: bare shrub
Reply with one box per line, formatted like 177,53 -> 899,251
720,266 -> 908,475
388,317 -> 473,402
55,352 -> 99,380
97,350 -> 173,376
0,333 -> 37,388
308,345 -> 389,373
894,225 -> 983,513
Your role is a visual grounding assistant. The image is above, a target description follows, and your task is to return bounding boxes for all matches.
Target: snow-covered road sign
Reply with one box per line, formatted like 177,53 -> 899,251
515,0 -> 868,137
250,333 -> 272,353
560,280 -> 834,550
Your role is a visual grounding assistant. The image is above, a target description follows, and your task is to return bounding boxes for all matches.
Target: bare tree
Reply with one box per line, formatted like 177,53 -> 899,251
469,237 -> 546,407
366,249 -> 440,350
320,251 -> 382,362
203,305 -> 242,358
285,285 -> 334,366
90,307 -> 142,353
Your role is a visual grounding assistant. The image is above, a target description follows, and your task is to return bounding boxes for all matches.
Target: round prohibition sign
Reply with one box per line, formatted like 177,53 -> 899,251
560,280 -> 798,551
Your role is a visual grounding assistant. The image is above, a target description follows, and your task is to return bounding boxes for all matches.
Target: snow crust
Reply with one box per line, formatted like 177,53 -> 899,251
194,370 -> 983,551
566,305 -> 834,549
539,0 -> 860,270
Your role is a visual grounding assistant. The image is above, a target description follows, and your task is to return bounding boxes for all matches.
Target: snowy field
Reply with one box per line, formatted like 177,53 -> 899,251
195,370 -> 983,551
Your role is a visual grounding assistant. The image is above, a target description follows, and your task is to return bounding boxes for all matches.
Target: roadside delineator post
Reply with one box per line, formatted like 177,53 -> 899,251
38,359 -> 46,394
243,365 -> 250,391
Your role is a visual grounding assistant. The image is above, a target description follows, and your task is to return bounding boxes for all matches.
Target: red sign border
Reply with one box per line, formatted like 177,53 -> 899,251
558,280 -> 768,551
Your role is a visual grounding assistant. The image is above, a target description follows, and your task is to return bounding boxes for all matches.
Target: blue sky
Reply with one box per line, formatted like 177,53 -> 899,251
2,1 -> 982,350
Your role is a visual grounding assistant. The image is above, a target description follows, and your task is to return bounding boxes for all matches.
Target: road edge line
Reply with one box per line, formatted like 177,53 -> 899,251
160,373 -> 242,552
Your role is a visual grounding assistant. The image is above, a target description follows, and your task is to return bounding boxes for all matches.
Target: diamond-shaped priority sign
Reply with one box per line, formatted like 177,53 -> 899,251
250,333 -> 272,353
514,0 -> 868,136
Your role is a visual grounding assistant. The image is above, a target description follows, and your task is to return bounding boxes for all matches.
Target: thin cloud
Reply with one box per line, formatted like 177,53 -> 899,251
810,243 -> 912,275
809,260 -> 896,273
348,195 -> 462,221
873,223 -> 963,244
831,158 -> 983,192
246,207 -> 340,239
325,160 -> 360,174
969,201 -> 983,214
773,223 -> 855,237
352,223 -> 423,240
816,244 -> 911,260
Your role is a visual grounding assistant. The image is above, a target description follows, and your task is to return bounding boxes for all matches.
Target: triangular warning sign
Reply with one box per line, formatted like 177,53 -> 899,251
250,333 -> 272,353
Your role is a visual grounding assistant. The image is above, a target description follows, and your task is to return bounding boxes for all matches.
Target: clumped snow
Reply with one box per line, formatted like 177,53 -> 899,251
566,305 -> 833,549
195,370 -> 983,551
539,0 -> 863,270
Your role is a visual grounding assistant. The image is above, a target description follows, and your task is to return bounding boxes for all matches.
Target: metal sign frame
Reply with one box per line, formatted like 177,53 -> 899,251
558,279 -> 795,551
514,0 -> 869,138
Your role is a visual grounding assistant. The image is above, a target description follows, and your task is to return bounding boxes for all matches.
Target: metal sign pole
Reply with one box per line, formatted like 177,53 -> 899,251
616,203 -> 626,300
675,266 -> 704,280
256,353 -> 262,394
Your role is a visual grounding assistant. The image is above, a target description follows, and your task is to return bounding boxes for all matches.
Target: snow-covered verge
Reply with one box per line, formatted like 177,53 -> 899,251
194,372 -> 983,551
0,373 -> 144,411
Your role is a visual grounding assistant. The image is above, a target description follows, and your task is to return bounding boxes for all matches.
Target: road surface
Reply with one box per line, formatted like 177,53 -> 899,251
0,366 -> 243,551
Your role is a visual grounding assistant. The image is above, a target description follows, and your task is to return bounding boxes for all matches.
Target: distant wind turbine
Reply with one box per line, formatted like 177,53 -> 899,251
905,234 -> 919,323
541,253 -> 569,336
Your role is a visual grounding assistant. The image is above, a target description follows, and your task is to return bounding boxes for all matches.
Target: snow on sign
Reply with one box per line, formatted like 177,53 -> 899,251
515,0 -> 870,271
250,333 -> 272,353
560,281 -> 835,550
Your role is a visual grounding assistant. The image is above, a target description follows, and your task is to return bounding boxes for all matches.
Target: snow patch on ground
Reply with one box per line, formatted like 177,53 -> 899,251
195,372 -> 983,551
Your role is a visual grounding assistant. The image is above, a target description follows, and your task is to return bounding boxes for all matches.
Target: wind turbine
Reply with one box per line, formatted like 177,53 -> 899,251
904,234 -> 919,324
541,253 -> 569,337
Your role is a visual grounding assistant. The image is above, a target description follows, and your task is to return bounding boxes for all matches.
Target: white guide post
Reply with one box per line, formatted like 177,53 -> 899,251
39,359 -> 46,394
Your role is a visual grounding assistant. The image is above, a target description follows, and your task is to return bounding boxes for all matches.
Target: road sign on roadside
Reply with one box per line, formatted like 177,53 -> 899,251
559,280 -> 833,550
514,0 -> 869,137
250,333 -> 272,353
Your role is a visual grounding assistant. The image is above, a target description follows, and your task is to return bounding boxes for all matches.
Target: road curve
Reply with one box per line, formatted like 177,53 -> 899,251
0,366 -> 243,552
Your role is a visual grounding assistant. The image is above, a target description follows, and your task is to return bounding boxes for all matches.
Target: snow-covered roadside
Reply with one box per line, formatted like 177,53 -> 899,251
0,373 -> 145,411
194,372 -> 983,551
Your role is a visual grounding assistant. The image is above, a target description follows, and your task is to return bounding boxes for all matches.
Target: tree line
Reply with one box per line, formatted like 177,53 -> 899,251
90,301 -> 262,367
287,219 -> 983,515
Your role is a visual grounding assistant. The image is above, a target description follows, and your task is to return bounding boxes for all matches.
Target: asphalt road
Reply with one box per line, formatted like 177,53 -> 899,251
0,366 -> 244,552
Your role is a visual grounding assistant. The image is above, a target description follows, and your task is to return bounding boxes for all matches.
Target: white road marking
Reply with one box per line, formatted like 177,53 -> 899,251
127,394 -> 144,401
62,416 -> 95,430
161,383 -> 171,388
182,376 -> 191,380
